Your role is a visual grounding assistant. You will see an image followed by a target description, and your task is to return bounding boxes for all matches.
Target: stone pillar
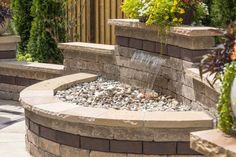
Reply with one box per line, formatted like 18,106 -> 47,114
0,35 -> 21,60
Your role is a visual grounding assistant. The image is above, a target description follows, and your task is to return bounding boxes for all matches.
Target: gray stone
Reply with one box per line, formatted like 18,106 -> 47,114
181,85 -> 196,101
38,137 -> 60,156
60,145 -> 89,157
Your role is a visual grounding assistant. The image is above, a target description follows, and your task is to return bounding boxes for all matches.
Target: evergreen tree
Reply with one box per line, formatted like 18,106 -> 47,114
211,0 -> 236,27
27,0 -> 66,64
11,0 -> 33,53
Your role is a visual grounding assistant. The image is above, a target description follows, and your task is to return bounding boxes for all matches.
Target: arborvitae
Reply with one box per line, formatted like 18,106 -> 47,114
11,0 -> 33,53
211,0 -> 236,27
27,0 -> 66,64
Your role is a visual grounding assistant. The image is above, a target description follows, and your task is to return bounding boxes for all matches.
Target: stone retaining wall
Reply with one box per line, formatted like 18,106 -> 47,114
59,19 -> 220,114
0,61 -> 64,100
0,35 -> 65,100
20,73 -> 213,157
25,115 -> 204,157
59,42 -> 118,80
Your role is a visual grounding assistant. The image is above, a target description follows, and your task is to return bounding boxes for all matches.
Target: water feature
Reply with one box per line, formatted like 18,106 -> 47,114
131,50 -> 166,89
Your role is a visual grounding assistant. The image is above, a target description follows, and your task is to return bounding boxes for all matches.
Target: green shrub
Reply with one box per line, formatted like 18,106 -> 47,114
218,62 -> 236,134
193,1 -> 209,25
11,0 -> 33,53
17,52 -> 33,62
211,0 -> 236,27
27,0 -> 66,64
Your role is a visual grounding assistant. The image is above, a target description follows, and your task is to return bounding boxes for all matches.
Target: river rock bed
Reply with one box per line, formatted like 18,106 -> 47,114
56,78 -> 207,112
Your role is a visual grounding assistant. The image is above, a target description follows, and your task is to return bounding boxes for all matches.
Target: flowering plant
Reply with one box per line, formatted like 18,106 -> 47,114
121,0 -> 209,27
0,0 -> 11,26
145,0 -> 186,27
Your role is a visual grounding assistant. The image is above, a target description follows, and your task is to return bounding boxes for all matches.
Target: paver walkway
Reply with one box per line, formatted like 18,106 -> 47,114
0,99 -> 30,157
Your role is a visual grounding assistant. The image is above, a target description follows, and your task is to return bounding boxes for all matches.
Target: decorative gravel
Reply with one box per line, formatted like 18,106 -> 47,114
55,78 -> 208,112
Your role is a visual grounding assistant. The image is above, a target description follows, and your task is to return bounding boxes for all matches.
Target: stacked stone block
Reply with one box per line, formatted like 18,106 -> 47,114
60,43 -> 119,80
0,61 -> 64,100
0,35 -> 20,60
60,20 -> 220,112
25,107 -> 208,157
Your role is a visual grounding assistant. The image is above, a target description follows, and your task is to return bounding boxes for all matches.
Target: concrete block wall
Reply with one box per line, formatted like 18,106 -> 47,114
0,61 -> 64,100
59,43 -> 119,80
59,20 -> 221,118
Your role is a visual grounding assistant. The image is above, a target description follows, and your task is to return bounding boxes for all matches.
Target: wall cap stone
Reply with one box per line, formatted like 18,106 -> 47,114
109,19 -> 223,37
0,35 -> 21,43
20,73 -> 213,129
58,42 -> 115,56
190,129 -> 236,157
0,61 -> 65,75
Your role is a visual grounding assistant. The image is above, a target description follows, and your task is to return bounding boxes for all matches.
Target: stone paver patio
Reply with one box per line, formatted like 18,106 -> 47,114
0,99 -> 30,157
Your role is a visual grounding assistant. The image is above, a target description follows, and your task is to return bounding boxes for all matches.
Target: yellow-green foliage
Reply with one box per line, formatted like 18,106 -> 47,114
17,53 -> 33,62
145,0 -> 186,26
121,0 -> 186,27
121,0 -> 143,18
218,62 -> 236,134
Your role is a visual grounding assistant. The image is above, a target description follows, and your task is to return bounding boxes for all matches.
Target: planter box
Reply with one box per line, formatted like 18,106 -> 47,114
109,19 -> 223,63
0,35 -> 21,60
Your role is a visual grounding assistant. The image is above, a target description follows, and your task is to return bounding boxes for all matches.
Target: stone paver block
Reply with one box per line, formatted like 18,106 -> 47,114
80,136 -> 110,152
60,145 -> 89,157
177,142 -> 200,155
90,151 -> 127,157
38,137 -> 60,156
56,130 -> 80,148
59,42 -> 114,56
143,142 -> 177,155
110,140 -> 142,154
191,129 -> 236,157
27,130 -> 39,146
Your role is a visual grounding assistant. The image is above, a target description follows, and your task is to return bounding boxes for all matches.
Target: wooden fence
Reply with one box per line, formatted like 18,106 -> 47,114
66,0 -> 125,45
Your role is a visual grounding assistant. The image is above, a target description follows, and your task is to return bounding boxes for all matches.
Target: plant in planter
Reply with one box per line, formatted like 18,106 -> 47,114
121,0 -> 209,27
0,0 -> 11,35
200,21 -> 236,134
